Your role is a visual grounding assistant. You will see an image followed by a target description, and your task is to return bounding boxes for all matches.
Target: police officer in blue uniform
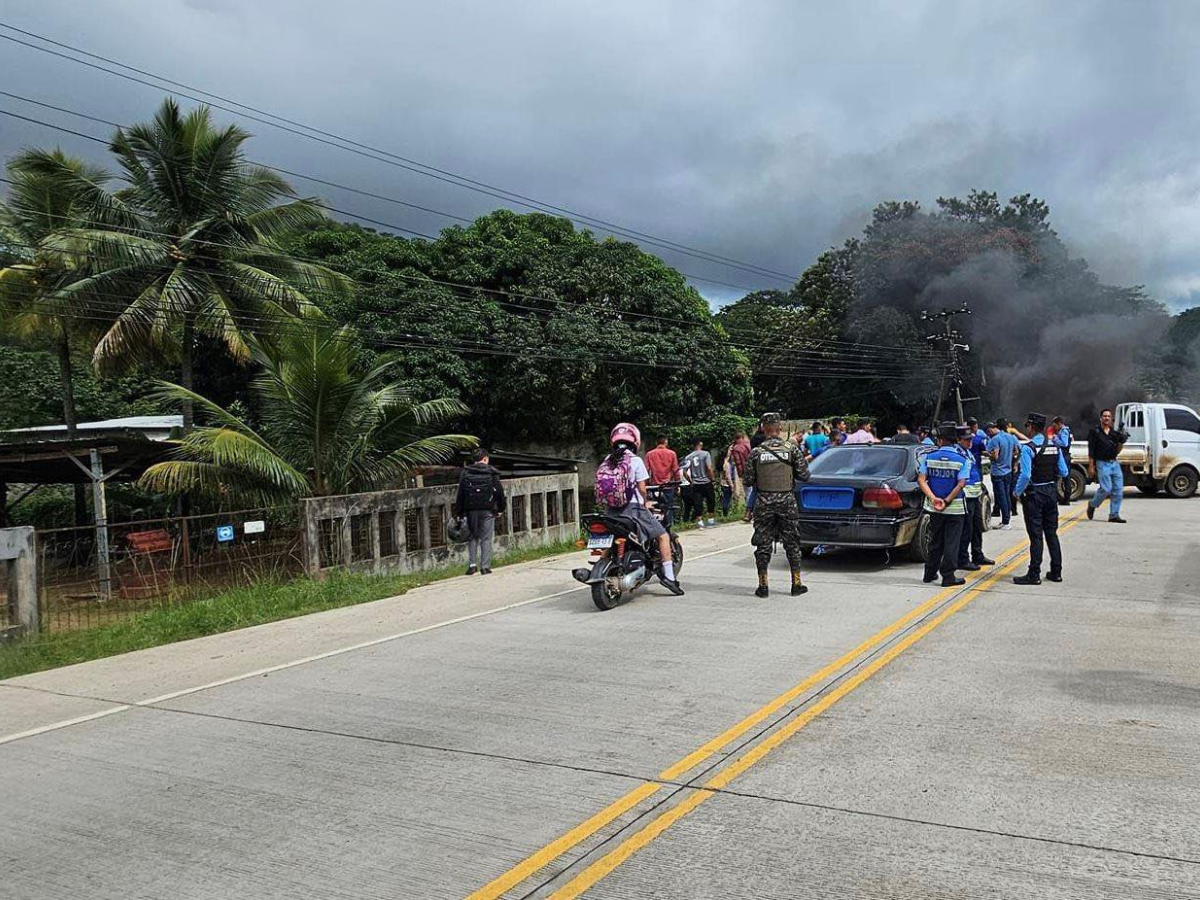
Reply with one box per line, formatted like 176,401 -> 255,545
1014,412 -> 1069,585
917,423 -> 972,587
956,425 -> 995,571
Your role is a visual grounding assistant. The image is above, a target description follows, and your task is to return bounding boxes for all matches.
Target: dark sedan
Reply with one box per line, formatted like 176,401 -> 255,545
795,443 -> 990,562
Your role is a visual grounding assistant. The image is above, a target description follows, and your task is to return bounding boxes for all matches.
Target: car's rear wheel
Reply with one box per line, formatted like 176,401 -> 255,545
1166,465 -> 1199,499
907,513 -> 931,563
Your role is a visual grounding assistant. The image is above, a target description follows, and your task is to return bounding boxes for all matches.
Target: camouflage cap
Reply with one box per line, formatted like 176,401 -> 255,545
760,412 -> 782,426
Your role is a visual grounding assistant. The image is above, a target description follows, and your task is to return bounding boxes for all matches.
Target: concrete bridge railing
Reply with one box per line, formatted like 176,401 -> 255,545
300,474 -> 580,577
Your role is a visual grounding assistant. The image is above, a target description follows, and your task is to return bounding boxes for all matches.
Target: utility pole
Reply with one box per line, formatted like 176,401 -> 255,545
922,303 -> 972,424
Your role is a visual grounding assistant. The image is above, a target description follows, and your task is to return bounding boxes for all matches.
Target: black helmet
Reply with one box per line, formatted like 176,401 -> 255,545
446,516 -> 470,544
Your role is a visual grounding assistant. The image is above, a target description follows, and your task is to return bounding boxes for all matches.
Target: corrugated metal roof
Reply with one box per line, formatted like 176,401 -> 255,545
9,415 -> 183,435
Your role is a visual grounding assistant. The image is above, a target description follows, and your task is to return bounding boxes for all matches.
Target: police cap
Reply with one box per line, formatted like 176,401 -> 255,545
936,424 -> 959,440
955,425 -> 972,439
1025,412 -> 1048,428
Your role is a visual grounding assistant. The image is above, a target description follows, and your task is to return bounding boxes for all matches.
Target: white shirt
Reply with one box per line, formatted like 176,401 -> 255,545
626,454 -> 650,507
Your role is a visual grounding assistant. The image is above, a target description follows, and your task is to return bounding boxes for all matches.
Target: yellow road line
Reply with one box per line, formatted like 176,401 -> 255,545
546,513 -> 1086,899
467,537 -> 1033,899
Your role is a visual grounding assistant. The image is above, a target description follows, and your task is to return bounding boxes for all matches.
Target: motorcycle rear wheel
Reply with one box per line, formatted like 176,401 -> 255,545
592,579 -> 623,611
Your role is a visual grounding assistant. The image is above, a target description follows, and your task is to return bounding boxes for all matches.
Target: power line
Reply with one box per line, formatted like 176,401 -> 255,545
10,294 -> 940,382
0,23 -> 803,286
0,163 -> 946,363
0,99 -> 773,293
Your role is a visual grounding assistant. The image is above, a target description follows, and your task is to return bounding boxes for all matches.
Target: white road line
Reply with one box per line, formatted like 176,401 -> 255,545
0,542 -> 745,745
0,705 -> 133,746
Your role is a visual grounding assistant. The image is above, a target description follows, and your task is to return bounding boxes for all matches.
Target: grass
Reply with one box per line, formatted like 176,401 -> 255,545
0,538 -> 580,681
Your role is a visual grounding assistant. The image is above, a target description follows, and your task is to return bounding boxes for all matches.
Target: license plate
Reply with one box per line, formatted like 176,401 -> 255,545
587,534 -> 614,549
801,487 -> 855,510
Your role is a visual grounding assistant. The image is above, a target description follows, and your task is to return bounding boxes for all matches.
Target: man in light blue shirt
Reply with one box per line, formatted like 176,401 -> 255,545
985,419 -> 1020,529
1014,412 -> 1070,586
1052,416 -> 1073,506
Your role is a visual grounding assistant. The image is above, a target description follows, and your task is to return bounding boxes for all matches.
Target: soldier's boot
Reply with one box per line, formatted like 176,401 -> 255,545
755,568 -> 770,598
790,568 -> 808,596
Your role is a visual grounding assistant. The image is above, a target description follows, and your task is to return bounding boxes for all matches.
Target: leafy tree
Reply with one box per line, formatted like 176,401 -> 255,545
52,99 -> 350,430
139,322 -> 477,502
0,149 -> 115,436
286,212 -> 752,446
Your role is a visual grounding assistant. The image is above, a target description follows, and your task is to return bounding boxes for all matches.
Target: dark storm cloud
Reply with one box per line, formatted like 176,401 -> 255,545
3,0 -> 1199,308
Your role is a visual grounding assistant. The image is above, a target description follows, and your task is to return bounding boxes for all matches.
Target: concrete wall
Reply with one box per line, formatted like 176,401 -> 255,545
301,474 -> 580,577
1,526 -> 38,637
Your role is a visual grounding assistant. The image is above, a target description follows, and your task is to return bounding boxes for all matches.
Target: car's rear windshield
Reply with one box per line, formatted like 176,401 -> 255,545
808,446 -> 910,477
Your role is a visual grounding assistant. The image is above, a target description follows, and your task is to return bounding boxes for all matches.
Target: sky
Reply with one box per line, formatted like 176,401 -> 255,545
2,0 -> 1198,310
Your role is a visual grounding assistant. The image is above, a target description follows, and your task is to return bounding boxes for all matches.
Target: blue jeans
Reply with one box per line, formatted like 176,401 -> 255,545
991,472 -> 1013,525
1090,460 -> 1123,517
745,486 -> 755,512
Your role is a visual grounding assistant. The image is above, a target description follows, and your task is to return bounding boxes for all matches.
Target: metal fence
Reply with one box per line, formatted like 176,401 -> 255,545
14,473 -> 580,635
35,506 -> 302,632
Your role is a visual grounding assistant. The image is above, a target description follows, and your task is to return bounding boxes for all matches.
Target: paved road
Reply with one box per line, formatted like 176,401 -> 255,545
3,491 -> 1199,898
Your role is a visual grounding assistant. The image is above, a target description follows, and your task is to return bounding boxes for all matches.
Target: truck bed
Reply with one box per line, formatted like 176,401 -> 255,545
1069,440 -> 1148,469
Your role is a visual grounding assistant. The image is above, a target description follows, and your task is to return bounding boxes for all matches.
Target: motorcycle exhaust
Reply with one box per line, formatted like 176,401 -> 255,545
618,565 -> 646,592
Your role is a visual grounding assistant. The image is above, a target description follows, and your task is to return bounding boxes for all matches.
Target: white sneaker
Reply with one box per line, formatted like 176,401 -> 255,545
696,520 -> 705,529
1000,523 -> 1012,530
706,518 -> 716,527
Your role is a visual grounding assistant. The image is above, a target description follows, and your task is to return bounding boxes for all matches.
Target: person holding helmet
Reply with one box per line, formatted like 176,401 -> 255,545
596,423 -> 684,595
453,447 -> 506,575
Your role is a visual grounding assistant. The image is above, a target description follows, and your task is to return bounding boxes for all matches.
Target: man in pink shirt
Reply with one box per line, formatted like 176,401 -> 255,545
843,419 -> 879,445
644,434 -> 680,528
727,431 -> 751,475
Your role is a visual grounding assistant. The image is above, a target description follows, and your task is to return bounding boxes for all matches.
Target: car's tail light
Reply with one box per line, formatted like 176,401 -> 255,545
589,522 -> 610,534
862,486 -> 903,509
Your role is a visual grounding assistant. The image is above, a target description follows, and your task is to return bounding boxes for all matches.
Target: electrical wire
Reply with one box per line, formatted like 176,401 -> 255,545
0,173 -> 947,365
0,99 -> 772,293
0,23 -> 802,286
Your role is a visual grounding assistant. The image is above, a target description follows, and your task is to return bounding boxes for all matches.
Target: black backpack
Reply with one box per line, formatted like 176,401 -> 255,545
462,468 -> 496,511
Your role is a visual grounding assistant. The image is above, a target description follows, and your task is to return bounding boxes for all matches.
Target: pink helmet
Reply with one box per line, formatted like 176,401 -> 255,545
610,422 -> 641,447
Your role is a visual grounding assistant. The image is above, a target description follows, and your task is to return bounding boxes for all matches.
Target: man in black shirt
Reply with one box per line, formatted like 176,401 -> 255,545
1086,409 -> 1128,523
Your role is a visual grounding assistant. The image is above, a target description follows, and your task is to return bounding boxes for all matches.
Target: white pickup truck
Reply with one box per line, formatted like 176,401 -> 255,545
1066,401 -> 1200,499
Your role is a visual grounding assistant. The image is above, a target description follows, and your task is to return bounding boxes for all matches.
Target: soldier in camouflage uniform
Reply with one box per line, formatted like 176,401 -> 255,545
743,412 -> 811,597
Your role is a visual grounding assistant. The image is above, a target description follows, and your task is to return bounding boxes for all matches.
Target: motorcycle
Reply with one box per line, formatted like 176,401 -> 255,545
571,484 -> 684,611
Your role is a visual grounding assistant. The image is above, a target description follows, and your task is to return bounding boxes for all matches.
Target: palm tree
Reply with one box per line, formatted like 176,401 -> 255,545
0,149 -> 116,437
50,98 -> 350,430
138,323 -> 477,503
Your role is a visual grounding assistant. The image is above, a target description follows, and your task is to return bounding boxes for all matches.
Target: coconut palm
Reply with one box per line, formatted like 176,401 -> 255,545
0,148 -> 117,435
49,98 -> 350,430
139,323 -> 477,503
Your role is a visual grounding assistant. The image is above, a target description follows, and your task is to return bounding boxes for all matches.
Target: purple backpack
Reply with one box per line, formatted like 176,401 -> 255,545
595,453 -> 635,508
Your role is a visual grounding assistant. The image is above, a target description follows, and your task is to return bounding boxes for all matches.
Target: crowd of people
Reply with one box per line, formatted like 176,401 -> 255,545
457,409 -> 1129,600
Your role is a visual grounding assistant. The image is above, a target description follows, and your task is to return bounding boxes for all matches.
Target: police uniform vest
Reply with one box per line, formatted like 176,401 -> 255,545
960,446 -> 983,498
1029,437 -> 1061,485
922,447 -> 967,514
755,440 -> 797,492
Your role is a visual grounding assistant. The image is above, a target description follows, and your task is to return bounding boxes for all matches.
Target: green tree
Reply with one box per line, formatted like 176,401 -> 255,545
0,149 -> 115,436
53,99 -> 350,430
139,323 -> 477,502
286,212 -> 752,445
